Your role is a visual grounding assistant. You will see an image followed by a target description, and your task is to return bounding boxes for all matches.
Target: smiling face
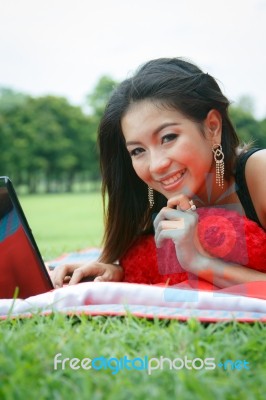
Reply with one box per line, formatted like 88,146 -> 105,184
122,100 -> 222,201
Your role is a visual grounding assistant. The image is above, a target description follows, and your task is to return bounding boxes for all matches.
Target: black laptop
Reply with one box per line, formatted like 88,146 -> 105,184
0,176 -> 54,299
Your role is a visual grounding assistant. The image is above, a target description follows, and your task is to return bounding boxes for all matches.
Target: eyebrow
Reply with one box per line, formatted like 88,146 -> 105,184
125,122 -> 181,146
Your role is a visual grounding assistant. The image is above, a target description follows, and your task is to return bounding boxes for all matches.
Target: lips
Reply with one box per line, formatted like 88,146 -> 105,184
160,169 -> 186,186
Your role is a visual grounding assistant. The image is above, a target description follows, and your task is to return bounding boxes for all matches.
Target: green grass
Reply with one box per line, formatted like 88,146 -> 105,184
1,193 -> 266,399
20,192 -> 104,260
1,315 -> 265,399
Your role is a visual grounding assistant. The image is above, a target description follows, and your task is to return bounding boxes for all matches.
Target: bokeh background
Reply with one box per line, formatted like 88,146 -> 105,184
1,0 -> 266,193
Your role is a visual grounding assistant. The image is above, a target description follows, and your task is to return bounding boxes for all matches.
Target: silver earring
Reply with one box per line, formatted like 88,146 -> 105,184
148,186 -> 154,208
212,144 -> 224,188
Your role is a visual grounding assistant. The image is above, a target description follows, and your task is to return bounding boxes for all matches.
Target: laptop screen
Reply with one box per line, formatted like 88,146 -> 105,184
0,177 -> 53,299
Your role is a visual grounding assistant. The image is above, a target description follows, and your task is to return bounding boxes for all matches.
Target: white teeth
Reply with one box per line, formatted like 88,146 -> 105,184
162,170 -> 185,185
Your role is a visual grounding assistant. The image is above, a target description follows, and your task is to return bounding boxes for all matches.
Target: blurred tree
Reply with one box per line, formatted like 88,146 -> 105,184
87,75 -> 118,119
1,80 -> 264,194
27,96 -> 95,192
0,95 -> 98,192
235,95 -> 255,115
229,102 -> 266,148
0,87 -> 29,112
258,118 -> 266,147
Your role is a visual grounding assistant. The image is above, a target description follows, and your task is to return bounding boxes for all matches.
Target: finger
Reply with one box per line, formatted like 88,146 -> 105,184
63,276 -> 71,283
154,211 -> 199,246
159,220 -> 185,230
94,276 -> 104,282
153,207 -> 182,230
52,264 -> 80,288
155,228 -> 182,248
167,194 -> 192,210
154,219 -> 185,245
154,219 -> 184,242
68,263 -> 104,285
154,207 -> 195,232
94,265 -> 124,282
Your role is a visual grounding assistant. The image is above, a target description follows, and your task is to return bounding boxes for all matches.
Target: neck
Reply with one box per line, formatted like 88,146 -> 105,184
193,173 -> 238,208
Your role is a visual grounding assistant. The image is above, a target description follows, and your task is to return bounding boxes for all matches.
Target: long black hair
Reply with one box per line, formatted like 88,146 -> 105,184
98,57 -> 240,263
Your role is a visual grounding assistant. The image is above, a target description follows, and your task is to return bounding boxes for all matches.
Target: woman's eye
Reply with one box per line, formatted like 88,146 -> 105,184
129,147 -> 145,157
161,133 -> 178,144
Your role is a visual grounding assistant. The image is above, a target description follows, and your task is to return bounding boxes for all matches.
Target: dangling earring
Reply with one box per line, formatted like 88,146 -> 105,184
212,144 -> 224,188
148,186 -> 154,208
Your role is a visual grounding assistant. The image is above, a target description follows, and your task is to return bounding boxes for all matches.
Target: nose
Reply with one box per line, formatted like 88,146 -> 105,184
149,151 -> 171,175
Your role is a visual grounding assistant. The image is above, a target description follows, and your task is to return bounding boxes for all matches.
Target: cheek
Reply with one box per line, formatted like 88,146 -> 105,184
174,145 -> 197,168
132,159 -> 150,182
186,142 -> 213,170
202,147 -> 214,168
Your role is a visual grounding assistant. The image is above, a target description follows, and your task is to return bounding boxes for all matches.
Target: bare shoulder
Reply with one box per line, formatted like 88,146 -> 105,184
246,149 -> 266,168
245,149 -> 266,228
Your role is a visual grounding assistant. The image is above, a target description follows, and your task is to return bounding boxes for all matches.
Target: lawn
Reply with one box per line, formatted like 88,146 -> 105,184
19,191 -> 104,260
1,192 -> 266,399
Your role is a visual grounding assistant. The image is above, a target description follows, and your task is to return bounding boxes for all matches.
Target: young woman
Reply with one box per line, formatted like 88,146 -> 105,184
52,57 -> 266,289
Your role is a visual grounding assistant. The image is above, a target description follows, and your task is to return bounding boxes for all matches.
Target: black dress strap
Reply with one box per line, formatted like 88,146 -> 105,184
235,148 -> 262,227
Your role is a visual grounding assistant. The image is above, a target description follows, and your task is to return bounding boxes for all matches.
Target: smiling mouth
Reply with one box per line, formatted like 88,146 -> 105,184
160,169 -> 186,186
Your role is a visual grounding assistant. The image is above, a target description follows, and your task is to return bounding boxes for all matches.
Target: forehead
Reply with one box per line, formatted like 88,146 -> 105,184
121,100 -> 184,136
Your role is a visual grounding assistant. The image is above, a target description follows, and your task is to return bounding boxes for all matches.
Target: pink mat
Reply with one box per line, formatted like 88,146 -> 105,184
1,249 -> 266,322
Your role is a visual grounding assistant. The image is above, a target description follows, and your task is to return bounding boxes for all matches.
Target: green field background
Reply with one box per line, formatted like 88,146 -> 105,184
20,192 -> 104,261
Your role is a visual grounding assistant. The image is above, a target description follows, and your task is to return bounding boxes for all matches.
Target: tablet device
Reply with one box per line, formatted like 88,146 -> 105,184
0,176 -> 54,299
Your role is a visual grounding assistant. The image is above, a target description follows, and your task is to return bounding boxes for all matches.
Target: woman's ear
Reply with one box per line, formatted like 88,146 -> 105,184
205,109 -> 222,141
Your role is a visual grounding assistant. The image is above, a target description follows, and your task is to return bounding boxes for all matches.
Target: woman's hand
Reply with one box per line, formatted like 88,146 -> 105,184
153,194 -> 207,271
51,261 -> 124,288
154,194 -> 266,288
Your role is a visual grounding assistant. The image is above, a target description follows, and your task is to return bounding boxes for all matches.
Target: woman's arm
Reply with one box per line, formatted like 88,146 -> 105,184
189,252 -> 266,288
196,149 -> 266,287
245,149 -> 266,229
154,205 -> 266,288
